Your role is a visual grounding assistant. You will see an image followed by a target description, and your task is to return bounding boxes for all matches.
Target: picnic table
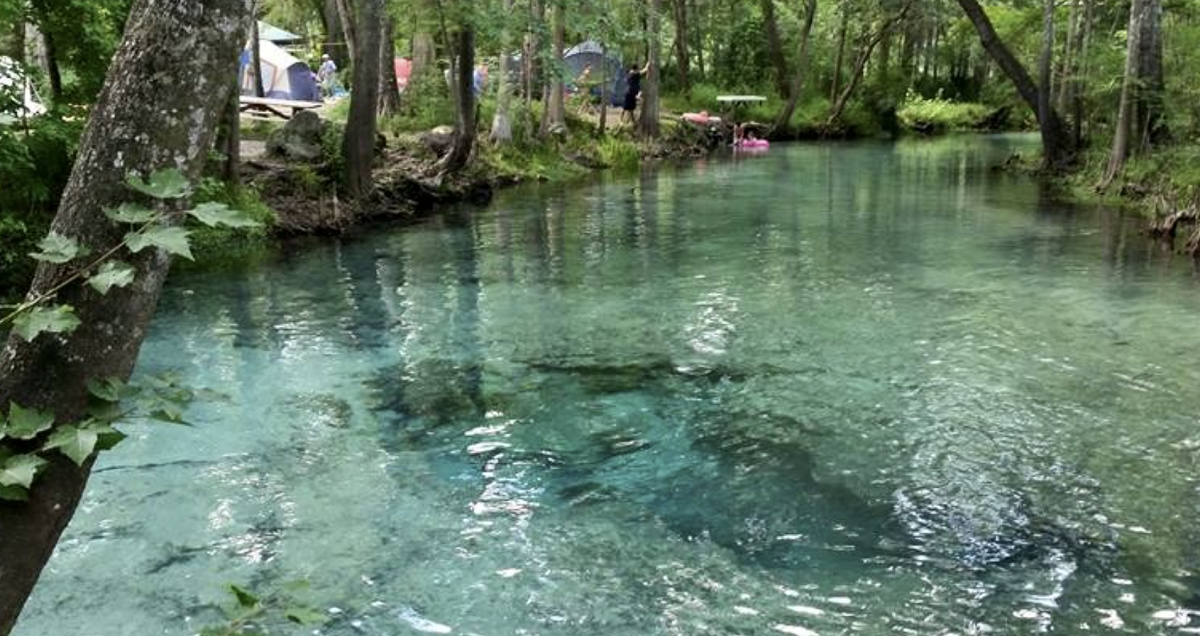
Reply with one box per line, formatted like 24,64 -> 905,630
239,96 -> 323,120
716,95 -> 768,107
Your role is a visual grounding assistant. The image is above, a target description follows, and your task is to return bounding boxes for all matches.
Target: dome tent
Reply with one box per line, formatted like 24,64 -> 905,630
563,41 -> 626,106
239,40 -> 321,102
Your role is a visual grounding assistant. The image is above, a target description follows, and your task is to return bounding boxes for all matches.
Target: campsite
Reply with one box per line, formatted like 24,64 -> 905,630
4,1 -> 1200,635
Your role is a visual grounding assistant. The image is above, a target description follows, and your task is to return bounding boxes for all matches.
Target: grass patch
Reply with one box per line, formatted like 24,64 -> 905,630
898,91 -> 993,134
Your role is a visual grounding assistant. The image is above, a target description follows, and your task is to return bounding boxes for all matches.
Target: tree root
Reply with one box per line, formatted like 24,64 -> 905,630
1145,193 -> 1200,256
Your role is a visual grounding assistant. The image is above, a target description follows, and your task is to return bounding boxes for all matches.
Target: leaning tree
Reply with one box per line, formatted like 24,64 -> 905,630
0,0 -> 253,632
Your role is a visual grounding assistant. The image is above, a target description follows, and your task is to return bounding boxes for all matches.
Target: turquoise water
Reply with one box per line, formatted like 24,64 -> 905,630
16,136 -> 1200,636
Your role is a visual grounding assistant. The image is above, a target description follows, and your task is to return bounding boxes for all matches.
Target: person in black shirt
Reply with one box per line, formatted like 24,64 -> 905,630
622,61 -> 651,126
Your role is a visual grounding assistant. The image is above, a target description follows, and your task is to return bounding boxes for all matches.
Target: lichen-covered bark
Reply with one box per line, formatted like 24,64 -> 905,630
0,0 -> 252,632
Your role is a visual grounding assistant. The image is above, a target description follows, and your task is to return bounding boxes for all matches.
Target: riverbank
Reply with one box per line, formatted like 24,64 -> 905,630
998,142 -> 1200,256
229,116 -> 719,238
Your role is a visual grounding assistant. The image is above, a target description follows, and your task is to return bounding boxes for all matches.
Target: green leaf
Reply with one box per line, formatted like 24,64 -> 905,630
43,425 -> 99,466
12,305 -> 81,342
91,423 -> 126,453
228,585 -> 260,609
87,377 -> 127,403
148,403 -> 191,426
104,203 -> 157,225
30,231 -> 87,264
125,226 -> 193,260
4,403 -> 54,440
128,168 -> 192,200
86,260 -> 137,295
285,606 -> 328,626
187,203 -> 261,229
0,453 -> 47,489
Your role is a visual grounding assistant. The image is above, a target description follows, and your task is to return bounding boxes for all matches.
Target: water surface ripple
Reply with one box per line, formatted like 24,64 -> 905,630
18,136 -> 1200,636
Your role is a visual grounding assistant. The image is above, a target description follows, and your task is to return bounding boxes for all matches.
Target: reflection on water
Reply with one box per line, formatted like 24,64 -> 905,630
18,136 -> 1200,636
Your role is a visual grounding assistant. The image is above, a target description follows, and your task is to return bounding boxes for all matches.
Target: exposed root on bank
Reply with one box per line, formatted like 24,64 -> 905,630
1145,194 -> 1200,256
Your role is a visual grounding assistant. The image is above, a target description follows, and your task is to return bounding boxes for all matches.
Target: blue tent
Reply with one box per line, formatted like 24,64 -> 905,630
240,40 -> 321,102
564,41 -> 626,106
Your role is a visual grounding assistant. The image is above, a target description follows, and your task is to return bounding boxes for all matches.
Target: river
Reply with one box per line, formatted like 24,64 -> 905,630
16,136 -> 1200,636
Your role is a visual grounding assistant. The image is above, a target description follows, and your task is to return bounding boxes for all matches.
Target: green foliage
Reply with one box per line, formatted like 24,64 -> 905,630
11,305 -> 80,342
86,261 -> 136,295
0,168 -> 256,499
2,403 -> 55,441
29,231 -> 87,264
897,91 -> 993,134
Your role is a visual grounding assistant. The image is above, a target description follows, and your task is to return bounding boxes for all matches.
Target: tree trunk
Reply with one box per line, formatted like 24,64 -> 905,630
1135,0 -> 1166,149
521,0 -> 541,143
342,0 -> 382,198
540,0 -> 566,137
772,0 -> 817,133
671,0 -> 691,97
599,42 -> 610,135
830,5 -> 848,103
759,0 -> 789,99
955,0 -> 1073,170
639,0 -> 662,138
411,32 -> 435,81
1054,0 -> 1080,116
1073,0 -> 1093,144
334,0 -> 357,68
250,3 -> 265,97
0,0 -> 251,632
441,26 -> 476,173
40,26 -> 61,104
826,9 -> 906,129
1101,0 -> 1148,188
490,0 -> 516,143
1037,0 -> 1054,150
378,16 -> 400,116
321,0 -> 348,66
691,0 -> 705,80
217,74 -> 241,183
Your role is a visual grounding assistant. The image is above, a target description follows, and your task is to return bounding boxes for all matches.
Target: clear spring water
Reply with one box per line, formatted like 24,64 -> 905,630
16,136 -> 1200,636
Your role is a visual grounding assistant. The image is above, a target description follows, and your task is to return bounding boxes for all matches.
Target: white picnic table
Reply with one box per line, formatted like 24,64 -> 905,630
716,95 -> 768,122
239,95 -> 323,120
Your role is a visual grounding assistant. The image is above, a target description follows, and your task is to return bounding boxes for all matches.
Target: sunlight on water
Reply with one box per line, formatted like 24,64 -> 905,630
17,136 -> 1200,636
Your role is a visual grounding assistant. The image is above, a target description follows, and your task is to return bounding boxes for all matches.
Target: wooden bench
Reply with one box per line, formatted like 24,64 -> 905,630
239,96 -> 323,120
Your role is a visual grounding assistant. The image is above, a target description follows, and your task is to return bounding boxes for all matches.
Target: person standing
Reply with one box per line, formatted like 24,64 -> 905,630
318,54 -> 339,98
622,61 -> 650,126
